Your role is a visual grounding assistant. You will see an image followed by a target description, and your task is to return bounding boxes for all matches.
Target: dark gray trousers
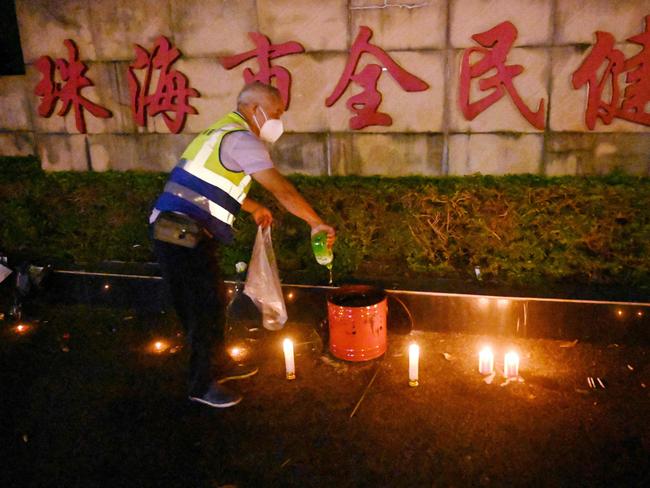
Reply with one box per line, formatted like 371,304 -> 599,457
153,237 -> 227,396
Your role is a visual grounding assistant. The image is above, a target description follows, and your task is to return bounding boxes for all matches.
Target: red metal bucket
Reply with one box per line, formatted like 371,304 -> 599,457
327,285 -> 387,361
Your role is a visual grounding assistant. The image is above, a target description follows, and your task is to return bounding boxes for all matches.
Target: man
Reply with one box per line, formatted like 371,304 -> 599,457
150,82 -> 335,408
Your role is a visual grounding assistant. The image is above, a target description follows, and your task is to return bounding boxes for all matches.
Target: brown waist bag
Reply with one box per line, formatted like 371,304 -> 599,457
153,212 -> 204,248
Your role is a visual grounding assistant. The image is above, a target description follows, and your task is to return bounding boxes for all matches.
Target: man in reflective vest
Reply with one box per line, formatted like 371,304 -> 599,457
151,82 -> 336,408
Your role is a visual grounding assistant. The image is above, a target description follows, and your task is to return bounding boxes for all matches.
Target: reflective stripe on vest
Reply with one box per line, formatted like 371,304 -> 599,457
162,180 -> 236,225
179,155 -> 251,204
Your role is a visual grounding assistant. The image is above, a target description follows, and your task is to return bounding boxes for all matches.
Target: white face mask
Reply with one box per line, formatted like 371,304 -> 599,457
253,106 -> 284,143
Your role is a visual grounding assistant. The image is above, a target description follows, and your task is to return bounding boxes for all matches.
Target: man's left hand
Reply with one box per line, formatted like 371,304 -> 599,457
252,205 -> 273,228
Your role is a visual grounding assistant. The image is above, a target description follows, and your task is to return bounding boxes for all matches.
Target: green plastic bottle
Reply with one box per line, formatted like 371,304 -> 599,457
312,230 -> 333,284
311,230 -> 333,267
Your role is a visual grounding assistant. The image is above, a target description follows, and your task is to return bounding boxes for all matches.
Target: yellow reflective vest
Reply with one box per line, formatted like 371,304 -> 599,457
153,112 -> 253,243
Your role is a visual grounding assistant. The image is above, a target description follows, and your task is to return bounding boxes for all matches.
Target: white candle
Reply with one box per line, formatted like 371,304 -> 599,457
478,347 -> 494,375
283,338 -> 295,380
408,343 -> 419,387
504,351 -> 519,379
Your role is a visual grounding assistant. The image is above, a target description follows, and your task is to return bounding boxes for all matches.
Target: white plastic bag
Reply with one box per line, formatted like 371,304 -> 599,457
244,226 -> 287,330
0,263 -> 12,284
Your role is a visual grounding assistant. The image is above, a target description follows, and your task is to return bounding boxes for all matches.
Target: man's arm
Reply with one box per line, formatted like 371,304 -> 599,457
251,168 -> 335,245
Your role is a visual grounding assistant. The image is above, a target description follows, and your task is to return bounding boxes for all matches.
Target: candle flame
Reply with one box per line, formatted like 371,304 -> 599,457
151,340 -> 169,354
229,346 -> 247,361
14,324 -> 30,334
504,351 -> 519,361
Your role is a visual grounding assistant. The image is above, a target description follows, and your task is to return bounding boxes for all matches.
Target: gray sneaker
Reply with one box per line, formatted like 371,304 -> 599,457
189,383 -> 242,408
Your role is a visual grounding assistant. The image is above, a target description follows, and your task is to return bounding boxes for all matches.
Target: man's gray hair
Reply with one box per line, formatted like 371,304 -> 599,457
237,81 -> 282,107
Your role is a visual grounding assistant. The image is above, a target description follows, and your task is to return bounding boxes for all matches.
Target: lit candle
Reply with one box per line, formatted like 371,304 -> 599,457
478,346 -> 494,375
14,324 -> 30,335
283,338 -> 295,380
408,343 -> 419,387
229,346 -> 247,362
504,351 -> 519,379
151,340 -> 169,354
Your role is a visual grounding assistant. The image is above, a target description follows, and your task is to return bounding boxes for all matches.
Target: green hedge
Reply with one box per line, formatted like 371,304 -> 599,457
1,156 -> 649,294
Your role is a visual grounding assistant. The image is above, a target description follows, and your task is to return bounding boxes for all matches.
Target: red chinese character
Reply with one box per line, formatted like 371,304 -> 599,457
220,32 -> 304,109
128,36 -> 199,134
34,39 -> 112,133
326,26 -> 429,130
459,21 -> 545,130
622,16 -> 650,125
572,16 -> 650,129
571,32 -> 625,129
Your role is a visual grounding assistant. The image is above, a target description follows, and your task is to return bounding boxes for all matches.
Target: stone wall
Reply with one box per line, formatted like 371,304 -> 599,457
0,0 -> 649,176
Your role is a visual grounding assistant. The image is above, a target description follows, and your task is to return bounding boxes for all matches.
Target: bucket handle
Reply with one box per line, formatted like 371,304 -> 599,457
387,292 -> 414,333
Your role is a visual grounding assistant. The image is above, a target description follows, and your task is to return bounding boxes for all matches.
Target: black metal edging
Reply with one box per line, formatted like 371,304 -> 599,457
46,268 -> 650,343
54,269 -> 163,280
52,270 -> 650,307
